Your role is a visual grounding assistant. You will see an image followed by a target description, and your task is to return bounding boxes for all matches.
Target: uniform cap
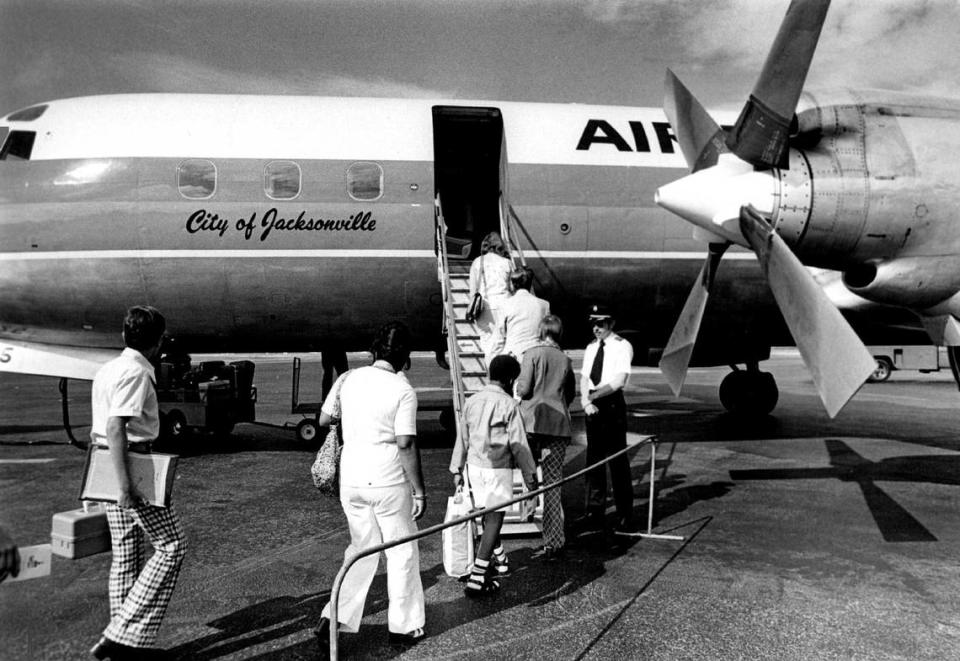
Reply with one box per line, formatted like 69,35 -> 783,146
587,303 -> 614,320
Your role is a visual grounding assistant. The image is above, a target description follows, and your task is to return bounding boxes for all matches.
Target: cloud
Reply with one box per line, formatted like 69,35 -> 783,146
577,0 -> 960,100
102,52 -> 457,99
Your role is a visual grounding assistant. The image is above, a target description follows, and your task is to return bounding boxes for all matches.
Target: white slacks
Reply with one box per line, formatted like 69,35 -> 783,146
322,483 -> 424,634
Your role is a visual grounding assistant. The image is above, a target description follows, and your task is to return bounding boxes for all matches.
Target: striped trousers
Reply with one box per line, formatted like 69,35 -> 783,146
103,503 -> 187,648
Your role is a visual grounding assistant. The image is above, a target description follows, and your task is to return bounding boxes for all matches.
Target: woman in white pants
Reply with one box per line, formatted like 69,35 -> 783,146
314,322 -> 428,652
469,232 -> 513,364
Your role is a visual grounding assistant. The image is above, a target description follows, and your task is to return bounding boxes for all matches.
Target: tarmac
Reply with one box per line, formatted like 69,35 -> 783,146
1,349 -> 959,660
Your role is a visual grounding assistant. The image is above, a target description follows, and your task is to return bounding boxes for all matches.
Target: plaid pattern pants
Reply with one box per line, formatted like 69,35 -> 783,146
104,503 -> 187,647
530,434 -> 568,550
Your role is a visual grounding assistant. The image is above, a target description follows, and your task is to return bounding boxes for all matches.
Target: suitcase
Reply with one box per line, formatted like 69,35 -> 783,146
441,487 -> 476,578
51,504 -> 111,559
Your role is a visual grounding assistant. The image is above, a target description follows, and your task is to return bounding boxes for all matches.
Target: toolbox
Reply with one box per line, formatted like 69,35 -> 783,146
51,505 -> 111,559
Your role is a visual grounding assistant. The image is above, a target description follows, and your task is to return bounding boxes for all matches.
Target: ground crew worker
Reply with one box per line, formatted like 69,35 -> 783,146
90,306 -> 188,660
579,304 -> 639,536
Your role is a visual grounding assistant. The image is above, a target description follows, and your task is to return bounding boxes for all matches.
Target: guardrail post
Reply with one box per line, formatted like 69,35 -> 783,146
639,439 -> 684,541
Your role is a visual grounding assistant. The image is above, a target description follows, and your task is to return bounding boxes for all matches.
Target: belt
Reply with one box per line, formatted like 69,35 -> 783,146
92,442 -> 153,453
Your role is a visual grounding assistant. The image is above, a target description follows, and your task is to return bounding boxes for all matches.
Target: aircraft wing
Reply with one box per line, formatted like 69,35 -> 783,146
0,339 -> 118,380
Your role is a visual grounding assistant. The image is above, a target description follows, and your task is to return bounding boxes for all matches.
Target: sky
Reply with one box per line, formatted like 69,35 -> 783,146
2,0 -> 960,115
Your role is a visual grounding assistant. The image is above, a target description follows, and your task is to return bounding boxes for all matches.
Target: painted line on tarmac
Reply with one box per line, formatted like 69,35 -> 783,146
0,458 -> 56,464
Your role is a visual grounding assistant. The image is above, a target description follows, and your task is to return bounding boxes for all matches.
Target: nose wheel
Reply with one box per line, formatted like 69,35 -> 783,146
718,365 -> 778,416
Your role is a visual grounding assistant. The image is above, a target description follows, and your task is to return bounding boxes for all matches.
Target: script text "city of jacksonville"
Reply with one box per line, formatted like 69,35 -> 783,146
186,208 -> 377,241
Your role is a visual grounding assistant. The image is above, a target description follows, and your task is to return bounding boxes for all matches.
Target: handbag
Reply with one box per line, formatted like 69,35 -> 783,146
441,485 -> 477,578
465,257 -> 486,323
311,371 -> 351,495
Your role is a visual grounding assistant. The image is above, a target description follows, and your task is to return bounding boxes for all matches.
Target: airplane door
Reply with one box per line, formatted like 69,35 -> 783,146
432,106 -> 505,260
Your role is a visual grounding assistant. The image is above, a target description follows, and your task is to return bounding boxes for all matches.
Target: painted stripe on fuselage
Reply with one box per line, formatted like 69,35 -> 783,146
0,249 -> 758,261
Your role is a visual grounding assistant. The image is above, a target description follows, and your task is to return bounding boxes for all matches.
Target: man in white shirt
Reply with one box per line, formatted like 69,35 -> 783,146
498,267 -> 550,360
90,306 -> 187,661
314,322 -> 427,652
579,304 -> 638,536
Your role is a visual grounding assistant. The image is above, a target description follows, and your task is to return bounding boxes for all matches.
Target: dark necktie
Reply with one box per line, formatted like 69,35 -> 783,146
590,339 -> 604,386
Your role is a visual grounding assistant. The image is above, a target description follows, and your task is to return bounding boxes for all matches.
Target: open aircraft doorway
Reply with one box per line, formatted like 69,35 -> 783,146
432,106 -> 506,260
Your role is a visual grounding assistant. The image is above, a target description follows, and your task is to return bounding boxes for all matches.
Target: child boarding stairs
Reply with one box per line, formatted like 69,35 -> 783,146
437,216 -> 543,536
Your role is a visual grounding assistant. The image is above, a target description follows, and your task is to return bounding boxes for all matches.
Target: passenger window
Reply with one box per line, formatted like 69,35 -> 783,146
346,162 -> 383,201
0,130 -> 36,160
264,161 -> 301,200
178,159 -> 216,199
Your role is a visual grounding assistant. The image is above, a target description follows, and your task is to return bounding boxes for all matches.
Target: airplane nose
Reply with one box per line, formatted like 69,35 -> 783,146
655,154 -> 780,245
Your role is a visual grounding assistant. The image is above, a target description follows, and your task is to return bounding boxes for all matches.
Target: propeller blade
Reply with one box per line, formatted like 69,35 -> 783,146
664,69 -> 729,172
739,204 -> 875,417
660,243 -> 729,395
726,0 -> 831,168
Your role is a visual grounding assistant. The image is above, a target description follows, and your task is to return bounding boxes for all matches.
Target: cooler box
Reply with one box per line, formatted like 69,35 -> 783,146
51,506 -> 111,558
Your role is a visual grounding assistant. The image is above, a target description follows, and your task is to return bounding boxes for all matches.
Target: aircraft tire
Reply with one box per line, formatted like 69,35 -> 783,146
438,407 -> 455,432
719,370 -> 778,416
868,356 -> 893,383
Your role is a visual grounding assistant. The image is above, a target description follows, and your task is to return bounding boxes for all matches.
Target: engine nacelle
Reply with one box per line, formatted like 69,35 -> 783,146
768,90 -> 960,279
842,258 -> 960,311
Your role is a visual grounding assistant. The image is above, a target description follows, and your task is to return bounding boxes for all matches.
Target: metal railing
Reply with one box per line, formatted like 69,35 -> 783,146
434,195 -> 468,451
327,434 -> 678,659
499,192 -> 526,269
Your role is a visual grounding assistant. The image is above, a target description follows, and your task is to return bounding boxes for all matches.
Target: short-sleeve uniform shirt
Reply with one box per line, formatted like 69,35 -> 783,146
90,347 -> 159,447
581,333 -> 634,390
322,362 -> 418,488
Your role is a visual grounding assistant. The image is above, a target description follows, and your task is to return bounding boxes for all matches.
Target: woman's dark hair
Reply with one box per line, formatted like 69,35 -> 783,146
370,321 -> 412,371
488,354 -> 521,383
480,232 -> 509,258
123,306 -> 166,352
539,315 -> 563,343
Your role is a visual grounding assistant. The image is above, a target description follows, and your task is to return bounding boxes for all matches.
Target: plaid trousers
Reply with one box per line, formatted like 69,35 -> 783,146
103,503 -> 187,647
530,434 -> 568,550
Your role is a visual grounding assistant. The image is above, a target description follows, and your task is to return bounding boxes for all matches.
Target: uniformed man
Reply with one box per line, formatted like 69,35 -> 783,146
580,304 -> 638,536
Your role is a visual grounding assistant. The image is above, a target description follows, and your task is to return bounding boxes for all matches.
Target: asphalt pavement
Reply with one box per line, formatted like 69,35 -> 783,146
1,350 -> 959,660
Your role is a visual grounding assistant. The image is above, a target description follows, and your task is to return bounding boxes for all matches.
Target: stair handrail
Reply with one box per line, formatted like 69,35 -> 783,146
499,191 -> 526,269
434,195 -> 468,451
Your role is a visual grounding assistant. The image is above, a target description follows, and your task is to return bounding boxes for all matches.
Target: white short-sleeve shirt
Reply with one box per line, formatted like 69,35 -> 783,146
581,333 -> 634,390
90,347 -> 159,447
322,362 -> 418,488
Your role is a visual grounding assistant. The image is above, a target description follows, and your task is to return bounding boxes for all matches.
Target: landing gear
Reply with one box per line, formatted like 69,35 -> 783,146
718,363 -> 778,416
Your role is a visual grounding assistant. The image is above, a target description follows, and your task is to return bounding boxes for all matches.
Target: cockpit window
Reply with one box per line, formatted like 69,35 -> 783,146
7,105 -> 48,122
0,130 -> 36,160
264,160 -> 301,200
177,159 -> 216,199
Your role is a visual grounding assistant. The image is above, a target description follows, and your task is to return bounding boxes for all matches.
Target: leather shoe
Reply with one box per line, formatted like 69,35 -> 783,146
90,637 -> 139,660
388,627 -> 425,648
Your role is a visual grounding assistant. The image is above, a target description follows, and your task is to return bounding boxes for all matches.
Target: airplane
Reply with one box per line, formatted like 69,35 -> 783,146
0,0 -> 954,425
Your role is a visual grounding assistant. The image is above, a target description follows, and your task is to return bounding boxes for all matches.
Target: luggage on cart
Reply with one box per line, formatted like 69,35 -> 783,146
442,486 -> 476,578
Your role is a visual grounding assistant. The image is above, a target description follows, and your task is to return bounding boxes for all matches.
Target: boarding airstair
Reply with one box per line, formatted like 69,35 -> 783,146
436,196 -> 542,534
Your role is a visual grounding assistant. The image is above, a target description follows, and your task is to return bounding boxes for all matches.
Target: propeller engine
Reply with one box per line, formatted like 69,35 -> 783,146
655,0 -> 880,418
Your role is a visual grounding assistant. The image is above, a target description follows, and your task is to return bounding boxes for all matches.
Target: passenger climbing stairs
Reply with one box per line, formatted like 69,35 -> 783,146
436,197 -> 543,535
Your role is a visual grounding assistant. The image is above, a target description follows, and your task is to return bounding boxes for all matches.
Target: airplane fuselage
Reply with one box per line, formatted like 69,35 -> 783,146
0,94 -> 926,367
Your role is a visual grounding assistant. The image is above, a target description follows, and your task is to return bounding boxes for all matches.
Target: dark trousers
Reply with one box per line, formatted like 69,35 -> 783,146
585,391 -> 633,523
